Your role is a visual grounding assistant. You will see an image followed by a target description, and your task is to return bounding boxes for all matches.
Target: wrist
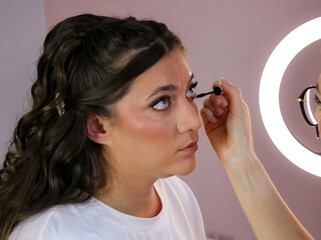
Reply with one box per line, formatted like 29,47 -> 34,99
221,148 -> 261,177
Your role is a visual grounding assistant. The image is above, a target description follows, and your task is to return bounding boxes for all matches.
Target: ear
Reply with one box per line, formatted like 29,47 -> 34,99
86,115 -> 112,145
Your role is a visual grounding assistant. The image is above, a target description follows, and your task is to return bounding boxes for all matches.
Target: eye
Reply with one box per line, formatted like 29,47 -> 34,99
186,81 -> 198,98
314,94 -> 321,105
150,96 -> 171,110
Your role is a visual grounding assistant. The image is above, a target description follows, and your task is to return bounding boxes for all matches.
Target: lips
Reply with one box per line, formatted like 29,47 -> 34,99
180,140 -> 198,153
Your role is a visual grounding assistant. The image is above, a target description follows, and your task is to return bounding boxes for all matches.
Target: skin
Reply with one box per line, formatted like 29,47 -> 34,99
201,79 -> 313,239
87,48 -> 313,238
87,49 -> 202,218
315,76 -> 321,125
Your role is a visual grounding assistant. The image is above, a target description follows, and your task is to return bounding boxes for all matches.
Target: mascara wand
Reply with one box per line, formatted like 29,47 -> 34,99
196,86 -> 222,98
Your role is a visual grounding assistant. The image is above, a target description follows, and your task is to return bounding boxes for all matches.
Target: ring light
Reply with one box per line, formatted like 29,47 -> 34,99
259,17 -> 321,177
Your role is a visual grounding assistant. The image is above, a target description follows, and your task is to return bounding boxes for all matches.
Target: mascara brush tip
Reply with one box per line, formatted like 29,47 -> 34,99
196,86 -> 222,98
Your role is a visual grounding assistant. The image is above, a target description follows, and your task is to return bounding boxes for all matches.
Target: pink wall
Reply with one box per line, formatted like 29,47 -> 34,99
2,0 -> 321,239
0,1 -> 45,159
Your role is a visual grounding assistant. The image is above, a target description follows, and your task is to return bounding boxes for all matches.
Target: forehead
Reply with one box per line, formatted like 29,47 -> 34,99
129,50 -> 191,93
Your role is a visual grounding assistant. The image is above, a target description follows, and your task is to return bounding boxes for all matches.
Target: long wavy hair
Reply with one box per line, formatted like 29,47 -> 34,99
0,13 -> 184,239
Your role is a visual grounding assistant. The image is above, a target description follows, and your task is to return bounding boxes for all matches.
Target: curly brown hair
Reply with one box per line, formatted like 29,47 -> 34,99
0,13 -> 184,239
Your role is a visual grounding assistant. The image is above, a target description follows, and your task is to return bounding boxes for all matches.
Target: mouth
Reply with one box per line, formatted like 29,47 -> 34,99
179,140 -> 198,153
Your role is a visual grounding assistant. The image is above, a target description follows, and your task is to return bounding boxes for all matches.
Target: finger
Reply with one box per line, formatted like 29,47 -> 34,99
220,95 -> 228,109
209,94 -> 228,109
207,80 -> 229,109
214,106 -> 225,117
200,107 -> 217,123
203,97 -> 227,119
203,98 -> 215,111
209,94 -> 222,107
212,80 -> 222,90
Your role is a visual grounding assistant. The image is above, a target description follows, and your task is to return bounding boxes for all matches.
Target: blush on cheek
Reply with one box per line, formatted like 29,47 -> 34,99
125,115 -> 173,148
116,98 -> 175,148
125,115 -> 145,129
130,117 -> 169,139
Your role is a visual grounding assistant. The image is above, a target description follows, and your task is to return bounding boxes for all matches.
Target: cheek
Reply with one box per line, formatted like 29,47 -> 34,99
119,110 -> 174,147
315,107 -> 321,122
191,100 -> 199,114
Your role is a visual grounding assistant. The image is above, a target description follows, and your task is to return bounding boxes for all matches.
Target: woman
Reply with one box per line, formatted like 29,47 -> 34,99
1,13 -> 204,240
0,14 -> 313,239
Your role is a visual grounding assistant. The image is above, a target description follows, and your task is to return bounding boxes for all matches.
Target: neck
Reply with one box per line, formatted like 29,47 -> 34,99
96,171 -> 162,218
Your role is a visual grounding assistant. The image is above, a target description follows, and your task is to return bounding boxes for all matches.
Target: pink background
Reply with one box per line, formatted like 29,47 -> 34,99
2,0 -> 321,239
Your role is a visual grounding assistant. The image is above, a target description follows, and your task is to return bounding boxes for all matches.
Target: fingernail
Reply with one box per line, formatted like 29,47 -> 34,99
214,107 -> 224,116
207,111 -> 217,123
223,78 -> 231,85
213,96 -> 221,105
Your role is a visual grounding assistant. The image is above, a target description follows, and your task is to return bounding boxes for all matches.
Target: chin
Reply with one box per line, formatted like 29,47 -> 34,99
176,156 -> 197,176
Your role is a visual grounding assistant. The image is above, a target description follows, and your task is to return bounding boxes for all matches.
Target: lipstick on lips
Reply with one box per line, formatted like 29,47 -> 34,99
180,141 -> 198,153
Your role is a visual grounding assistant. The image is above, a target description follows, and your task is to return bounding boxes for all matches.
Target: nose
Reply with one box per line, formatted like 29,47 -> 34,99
176,100 -> 202,133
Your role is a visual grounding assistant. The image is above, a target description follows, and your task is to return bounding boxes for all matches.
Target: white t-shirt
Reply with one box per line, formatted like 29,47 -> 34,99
9,176 -> 206,240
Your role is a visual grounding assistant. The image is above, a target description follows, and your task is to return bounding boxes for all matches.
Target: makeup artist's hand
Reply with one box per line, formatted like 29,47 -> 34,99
200,78 -> 255,164
201,79 -> 314,240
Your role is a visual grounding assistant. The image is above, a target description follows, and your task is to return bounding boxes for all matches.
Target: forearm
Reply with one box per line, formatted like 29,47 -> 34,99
223,151 -> 313,240
201,79 -> 313,239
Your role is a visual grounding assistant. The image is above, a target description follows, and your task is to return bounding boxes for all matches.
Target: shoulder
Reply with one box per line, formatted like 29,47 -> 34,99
9,207 -> 57,240
9,200 -> 103,240
156,175 -> 188,188
155,176 -> 206,238
155,176 -> 199,210
156,176 -> 195,199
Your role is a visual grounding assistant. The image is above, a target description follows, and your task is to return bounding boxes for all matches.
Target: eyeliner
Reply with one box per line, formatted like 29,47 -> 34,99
196,86 -> 222,98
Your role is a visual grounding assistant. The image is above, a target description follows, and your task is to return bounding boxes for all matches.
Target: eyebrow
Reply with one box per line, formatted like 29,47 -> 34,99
147,73 -> 194,100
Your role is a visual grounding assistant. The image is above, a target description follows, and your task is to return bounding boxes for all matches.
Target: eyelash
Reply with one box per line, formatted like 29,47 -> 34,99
187,81 -> 198,98
150,81 -> 199,110
314,94 -> 321,105
150,95 -> 171,110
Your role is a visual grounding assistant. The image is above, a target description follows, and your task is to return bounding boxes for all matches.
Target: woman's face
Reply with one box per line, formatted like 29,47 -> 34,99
316,77 -> 321,133
316,83 -> 321,124
105,50 -> 202,183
